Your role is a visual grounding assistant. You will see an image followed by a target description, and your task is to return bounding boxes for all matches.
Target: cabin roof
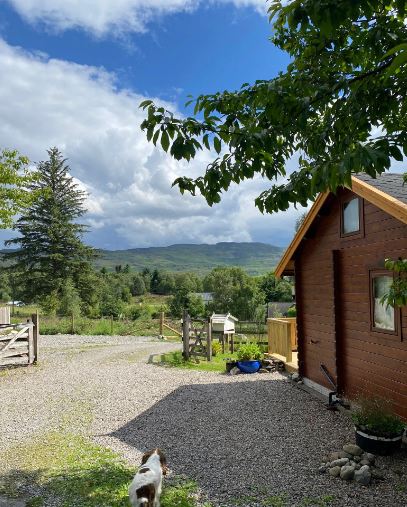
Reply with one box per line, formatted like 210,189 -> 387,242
275,173 -> 407,278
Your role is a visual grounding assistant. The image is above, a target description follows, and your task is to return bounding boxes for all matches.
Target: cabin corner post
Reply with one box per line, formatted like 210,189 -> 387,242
294,262 -> 305,378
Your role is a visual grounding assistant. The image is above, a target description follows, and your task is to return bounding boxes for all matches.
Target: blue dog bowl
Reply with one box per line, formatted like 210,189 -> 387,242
237,360 -> 261,373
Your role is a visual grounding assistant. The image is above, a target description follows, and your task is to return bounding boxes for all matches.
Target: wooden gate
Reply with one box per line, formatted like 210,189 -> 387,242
0,314 -> 39,367
182,310 -> 212,361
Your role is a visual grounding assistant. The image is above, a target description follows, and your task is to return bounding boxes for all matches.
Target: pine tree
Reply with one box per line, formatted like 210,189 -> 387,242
5,148 -> 95,305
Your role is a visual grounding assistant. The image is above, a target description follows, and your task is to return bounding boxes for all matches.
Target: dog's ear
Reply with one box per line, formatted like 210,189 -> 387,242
141,450 -> 154,466
156,449 -> 168,475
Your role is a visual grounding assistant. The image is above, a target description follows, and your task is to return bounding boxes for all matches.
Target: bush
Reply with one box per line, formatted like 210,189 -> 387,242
212,341 -> 222,356
351,397 -> 405,437
236,342 -> 262,361
286,306 -> 296,317
126,305 -> 151,320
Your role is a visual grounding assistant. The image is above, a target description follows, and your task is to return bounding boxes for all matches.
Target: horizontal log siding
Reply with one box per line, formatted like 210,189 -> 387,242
296,188 -> 407,418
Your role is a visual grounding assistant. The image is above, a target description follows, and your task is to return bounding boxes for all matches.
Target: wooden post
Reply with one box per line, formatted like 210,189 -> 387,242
32,312 -> 39,363
230,333 -> 234,354
221,334 -> 225,354
182,309 -> 190,360
71,312 -> 75,335
206,316 -> 212,362
27,319 -> 34,364
159,312 -> 164,336
110,315 -> 114,335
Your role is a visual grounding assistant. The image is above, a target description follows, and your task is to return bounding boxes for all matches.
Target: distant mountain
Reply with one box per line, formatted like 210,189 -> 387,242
94,242 -> 285,275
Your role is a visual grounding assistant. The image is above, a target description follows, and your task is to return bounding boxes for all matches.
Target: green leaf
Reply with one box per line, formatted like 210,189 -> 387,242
161,131 -> 170,152
214,137 -> 221,154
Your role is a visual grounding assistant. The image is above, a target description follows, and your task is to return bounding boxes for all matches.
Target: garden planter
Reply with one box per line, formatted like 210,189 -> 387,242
355,427 -> 403,456
237,360 -> 261,374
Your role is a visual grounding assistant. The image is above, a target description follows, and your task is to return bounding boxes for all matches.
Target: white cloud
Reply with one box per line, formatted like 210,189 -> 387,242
2,0 -> 267,36
0,38 -> 302,249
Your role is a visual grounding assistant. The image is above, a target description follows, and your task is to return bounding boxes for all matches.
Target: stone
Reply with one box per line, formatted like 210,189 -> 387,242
353,455 -> 361,463
354,463 -> 361,470
360,459 -> 370,466
262,359 -> 274,366
328,466 -> 341,477
339,451 -> 353,459
297,380 -> 304,384
259,368 -> 269,373
340,465 -> 355,481
343,444 -> 363,456
229,366 -> 241,375
354,469 -> 371,486
360,465 -> 370,473
328,451 -> 341,462
362,452 -> 375,464
291,373 -> 300,381
318,465 -> 327,474
330,458 -> 349,467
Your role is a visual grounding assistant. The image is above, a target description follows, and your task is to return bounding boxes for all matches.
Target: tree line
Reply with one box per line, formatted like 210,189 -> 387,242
0,147 -> 292,321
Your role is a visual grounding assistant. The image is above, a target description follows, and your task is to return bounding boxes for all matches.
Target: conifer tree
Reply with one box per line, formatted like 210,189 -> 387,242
5,147 -> 95,306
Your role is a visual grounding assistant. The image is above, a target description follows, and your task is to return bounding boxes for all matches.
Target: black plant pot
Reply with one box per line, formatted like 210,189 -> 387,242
355,427 -> 403,456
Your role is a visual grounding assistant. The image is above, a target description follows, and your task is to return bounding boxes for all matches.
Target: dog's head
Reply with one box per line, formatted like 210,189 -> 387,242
141,448 -> 168,475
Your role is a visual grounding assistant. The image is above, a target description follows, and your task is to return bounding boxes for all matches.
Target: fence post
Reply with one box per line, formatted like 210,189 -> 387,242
159,312 -> 164,336
182,309 -> 190,360
206,316 -> 212,362
71,312 -> 75,334
32,311 -> 39,363
110,315 -> 114,335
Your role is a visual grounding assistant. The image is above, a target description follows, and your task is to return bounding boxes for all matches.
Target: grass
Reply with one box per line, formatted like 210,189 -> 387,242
1,432 -> 210,507
156,350 -> 236,373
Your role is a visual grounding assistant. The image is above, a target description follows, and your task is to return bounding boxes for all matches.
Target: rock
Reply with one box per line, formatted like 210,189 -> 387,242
259,368 -> 269,373
360,465 -> 370,473
297,380 -> 304,384
328,451 -> 341,462
262,359 -> 274,367
291,373 -> 300,381
330,458 -> 349,467
229,366 -> 241,375
343,444 -> 363,456
360,459 -> 370,466
340,465 -> 355,481
354,468 -> 371,486
339,451 -> 353,459
318,465 -> 327,474
353,455 -> 361,463
362,452 -> 375,464
329,466 -> 341,477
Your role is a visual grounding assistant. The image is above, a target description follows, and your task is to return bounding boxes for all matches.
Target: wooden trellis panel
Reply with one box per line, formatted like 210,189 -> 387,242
182,311 -> 212,361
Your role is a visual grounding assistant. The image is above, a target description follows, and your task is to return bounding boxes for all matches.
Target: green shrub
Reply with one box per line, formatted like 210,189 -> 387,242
236,342 -> 262,361
211,341 -> 222,356
286,306 -> 296,317
351,397 -> 405,437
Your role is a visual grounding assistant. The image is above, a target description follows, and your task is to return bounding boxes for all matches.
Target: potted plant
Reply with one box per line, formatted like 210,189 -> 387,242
351,397 -> 405,455
236,343 -> 262,373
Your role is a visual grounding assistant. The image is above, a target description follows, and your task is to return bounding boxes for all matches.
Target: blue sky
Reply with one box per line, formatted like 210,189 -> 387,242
0,0 -> 301,250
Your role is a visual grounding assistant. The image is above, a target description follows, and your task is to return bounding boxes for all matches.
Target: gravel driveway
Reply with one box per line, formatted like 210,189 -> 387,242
1,335 -> 406,507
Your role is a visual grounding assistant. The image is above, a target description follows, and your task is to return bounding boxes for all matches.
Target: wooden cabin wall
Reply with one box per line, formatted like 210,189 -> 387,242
295,188 -> 407,418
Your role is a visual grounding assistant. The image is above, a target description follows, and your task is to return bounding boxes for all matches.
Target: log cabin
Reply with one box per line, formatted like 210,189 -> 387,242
275,173 -> 407,419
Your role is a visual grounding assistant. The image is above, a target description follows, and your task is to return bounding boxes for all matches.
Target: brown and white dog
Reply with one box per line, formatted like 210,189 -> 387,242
129,449 -> 168,507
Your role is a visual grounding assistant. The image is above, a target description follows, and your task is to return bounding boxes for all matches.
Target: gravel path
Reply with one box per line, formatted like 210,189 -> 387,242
1,335 -> 406,507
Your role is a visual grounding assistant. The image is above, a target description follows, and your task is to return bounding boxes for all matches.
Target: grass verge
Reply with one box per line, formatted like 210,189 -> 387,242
0,432 -> 210,507
156,350 -> 235,373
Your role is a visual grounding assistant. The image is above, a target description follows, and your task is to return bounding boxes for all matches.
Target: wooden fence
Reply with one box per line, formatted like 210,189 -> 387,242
0,313 -> 39,367
159,312 -> 182,338
267,317 -> 297,363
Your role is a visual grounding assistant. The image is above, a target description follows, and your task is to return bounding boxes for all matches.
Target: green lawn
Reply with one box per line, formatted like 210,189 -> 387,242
1,432 -> 211,507
156,350 -> 236,373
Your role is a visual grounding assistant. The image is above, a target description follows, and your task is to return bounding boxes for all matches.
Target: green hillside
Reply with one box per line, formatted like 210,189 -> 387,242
94,242 -> 284,275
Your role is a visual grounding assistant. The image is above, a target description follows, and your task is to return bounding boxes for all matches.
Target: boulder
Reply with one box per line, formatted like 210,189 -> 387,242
354,468 -> 371,486
330,458 -> 349,467
328,466 -> 341,477
343,444 -> 363,456
340,465 -> 355,481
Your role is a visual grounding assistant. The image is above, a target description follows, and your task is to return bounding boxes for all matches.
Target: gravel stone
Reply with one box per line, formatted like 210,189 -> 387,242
1,334 -> 407,507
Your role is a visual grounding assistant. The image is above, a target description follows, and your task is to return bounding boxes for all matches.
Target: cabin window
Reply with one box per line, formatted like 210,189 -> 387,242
341,197 -> 360,235
370,273 -> 396,333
